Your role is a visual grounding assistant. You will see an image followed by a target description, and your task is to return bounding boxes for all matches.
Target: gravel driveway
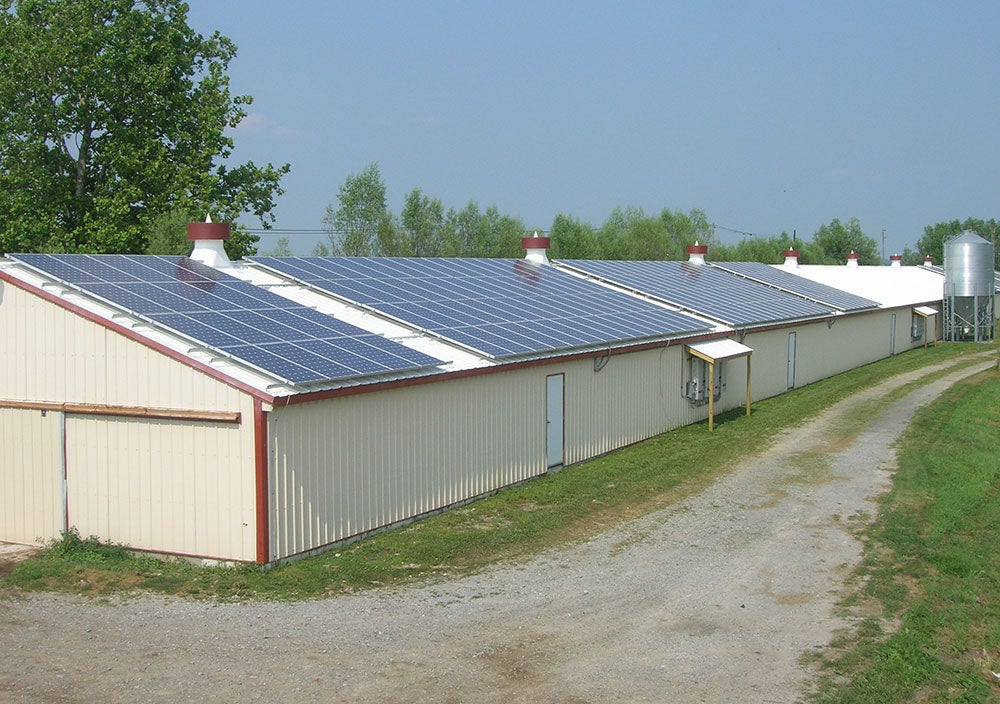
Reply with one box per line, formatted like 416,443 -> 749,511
1,358 -> 993,704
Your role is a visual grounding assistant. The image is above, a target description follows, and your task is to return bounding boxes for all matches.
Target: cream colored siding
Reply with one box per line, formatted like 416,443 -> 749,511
65,411 -> 255,561
562,346 -> 692,465
0,408 -> 63,545
1,280 -> 257,560
0,281 -> 243,411
269,370 -> 546,559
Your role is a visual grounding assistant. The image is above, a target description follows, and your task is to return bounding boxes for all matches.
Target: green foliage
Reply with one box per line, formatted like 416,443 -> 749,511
48,527 -> 131,564
592,206 -> 717,260
399,187 -> 446,256
261,236 -> 293,257
443,202 -> 525,257
549,212 -> 599,259
0,0 -> 288,256
811,369 -> 1000,703
916,218 -> 1000,269
712,232 -> 796,263
811,217 -> 881,264
145,208 -> 192,255
322,162 -> 389,256
322,165 -> 528,258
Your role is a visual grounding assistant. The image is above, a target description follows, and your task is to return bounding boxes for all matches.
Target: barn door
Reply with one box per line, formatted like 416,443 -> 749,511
545,374 -> 564,468
787,332 -> 797,389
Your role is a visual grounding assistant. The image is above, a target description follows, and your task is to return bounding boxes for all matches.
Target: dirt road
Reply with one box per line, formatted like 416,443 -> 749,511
1,359 -> 992,704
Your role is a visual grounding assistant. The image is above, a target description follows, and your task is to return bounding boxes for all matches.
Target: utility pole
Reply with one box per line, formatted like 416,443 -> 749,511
881,229 -> 886,262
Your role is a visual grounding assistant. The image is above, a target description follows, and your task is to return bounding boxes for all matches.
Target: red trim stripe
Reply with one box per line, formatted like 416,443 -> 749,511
254,398 -> 270,564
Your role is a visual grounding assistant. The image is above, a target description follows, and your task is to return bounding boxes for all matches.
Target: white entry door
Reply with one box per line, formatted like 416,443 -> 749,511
546,374 -> 564,468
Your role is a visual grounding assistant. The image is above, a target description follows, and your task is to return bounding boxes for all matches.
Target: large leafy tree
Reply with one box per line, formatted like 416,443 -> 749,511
811,217 -> 880,265
0,0 -> 289,256
399,187 -> 446,257
549,213 -> 598,259
322,162 -> 392,256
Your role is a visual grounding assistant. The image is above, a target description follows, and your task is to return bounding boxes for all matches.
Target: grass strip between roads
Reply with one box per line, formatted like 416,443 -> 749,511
3,342 -> 995,607
809,364 -> 1000,703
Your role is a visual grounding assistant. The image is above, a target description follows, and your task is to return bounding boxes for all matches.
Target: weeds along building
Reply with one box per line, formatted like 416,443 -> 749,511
0,226 -> 958,565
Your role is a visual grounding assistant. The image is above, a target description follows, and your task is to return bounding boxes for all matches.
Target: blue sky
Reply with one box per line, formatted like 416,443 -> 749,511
186,1 -> 1000,257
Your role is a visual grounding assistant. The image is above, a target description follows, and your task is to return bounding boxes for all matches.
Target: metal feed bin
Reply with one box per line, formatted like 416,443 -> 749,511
943,231 -> 995,341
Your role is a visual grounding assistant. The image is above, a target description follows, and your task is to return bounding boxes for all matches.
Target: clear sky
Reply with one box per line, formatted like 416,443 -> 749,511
185,1 -> 1000,257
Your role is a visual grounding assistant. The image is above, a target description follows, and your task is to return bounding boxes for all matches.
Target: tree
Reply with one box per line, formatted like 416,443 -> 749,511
0,0 -> 289,256
713,233 -> 795,263
399,188 -> 446,257
549,213 -> 598,259
659,207 -> 716,252
915,218 -> 999,268
145,208 -> 193,256
322,163 -> 390,256
811,218 -> 880,265
262,236 -> 292,257
440,202 -> 524,258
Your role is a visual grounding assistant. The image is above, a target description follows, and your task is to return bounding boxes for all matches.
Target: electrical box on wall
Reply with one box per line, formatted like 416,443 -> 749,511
684,356 -> 724,406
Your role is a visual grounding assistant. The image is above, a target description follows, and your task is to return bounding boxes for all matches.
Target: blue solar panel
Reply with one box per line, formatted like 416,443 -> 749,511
560,260 -> 838,327
11,253 -> 443,386
249,256 -> 713,359
709,262 -> 880,312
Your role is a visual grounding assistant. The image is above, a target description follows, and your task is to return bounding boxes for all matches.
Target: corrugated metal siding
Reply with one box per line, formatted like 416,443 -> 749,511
0,281 -> 244,411
562,346 -> 693,464
65,406 -> 256,561
0,408 -> 63,545
1,278 -> 257,560
268,370 -> 546,559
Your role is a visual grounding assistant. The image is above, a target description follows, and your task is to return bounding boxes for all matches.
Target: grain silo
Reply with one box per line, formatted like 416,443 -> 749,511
943,231 -> 995,341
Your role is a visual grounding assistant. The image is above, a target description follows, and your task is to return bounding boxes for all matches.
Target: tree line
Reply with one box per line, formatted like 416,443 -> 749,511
304,163 -> 998,269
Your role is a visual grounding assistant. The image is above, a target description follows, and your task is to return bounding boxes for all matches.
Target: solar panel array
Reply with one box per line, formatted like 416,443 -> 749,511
11,253 -> 442,386
249,257 -> 713,358
559,260 -> 837,326
710,261 -> 880,311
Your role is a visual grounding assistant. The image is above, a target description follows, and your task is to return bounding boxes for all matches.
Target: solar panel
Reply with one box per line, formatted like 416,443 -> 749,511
559,260 -> 837,326
709,261 -> 880,312
11,253 -> 443,386
249,256 -> 713,358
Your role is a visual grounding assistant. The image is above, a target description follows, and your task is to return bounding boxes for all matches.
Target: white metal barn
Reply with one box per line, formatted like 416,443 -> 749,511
0,229 -> 952,564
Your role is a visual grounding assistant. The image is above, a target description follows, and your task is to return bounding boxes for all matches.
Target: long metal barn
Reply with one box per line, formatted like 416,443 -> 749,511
0,225 -> 983,564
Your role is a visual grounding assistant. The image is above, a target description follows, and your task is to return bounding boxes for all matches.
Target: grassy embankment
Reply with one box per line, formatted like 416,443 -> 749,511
809,363 -> 1000,703
3,342 -> 994,605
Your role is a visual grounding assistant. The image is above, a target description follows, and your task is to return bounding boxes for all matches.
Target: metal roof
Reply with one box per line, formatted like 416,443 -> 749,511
778,264 -> 945,308
710,261 -> 879,312
558,259 -> 837,327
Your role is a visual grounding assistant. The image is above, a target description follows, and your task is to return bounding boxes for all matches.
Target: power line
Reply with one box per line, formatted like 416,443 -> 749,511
712,223 -> 789,239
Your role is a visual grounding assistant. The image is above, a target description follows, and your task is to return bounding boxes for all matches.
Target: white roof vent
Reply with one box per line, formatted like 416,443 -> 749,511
781,249 -> 800,267
845,250 -> 860,268
686,241 -> 708,265
188,215 -> 233,269
521,232 -> 550,265
889,254 -> 902,268
923,255 -> 935,267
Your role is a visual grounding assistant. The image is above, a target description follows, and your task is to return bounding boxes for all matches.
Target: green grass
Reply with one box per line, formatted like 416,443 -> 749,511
809,365 -> 1000,703
3,341 -> 995,602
